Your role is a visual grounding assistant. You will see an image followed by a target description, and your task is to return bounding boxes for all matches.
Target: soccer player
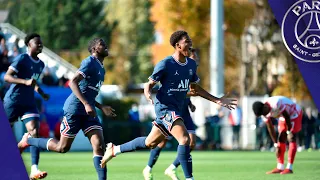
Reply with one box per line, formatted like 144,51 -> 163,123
100,30 -> 237,180
3,33 -> 49,180
252,96 -> 302,175
18,38 -> 116,180
142,48 -> 199,180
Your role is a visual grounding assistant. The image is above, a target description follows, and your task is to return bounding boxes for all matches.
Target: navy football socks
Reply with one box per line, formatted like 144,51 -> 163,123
119,137 -> 147,153
177,145 -> 193,178
147,146 -> 162,168
93,156 -> 106,180
27,138 -> 51,150
30,146 -> 40,165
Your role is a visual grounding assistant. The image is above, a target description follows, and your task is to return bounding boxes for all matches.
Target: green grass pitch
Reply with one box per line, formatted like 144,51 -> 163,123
22,151 -> 320,180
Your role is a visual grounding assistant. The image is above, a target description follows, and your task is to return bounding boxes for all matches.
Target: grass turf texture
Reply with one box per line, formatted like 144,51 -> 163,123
22,151 -> 320,180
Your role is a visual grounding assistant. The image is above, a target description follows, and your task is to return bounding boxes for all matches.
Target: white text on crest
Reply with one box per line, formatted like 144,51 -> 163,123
292,1 -> 320,16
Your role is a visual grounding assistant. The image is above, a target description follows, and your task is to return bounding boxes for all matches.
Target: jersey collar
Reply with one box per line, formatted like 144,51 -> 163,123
171,55 -> 188,66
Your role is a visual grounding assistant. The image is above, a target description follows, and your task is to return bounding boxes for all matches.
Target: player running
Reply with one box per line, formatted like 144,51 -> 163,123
100,30 -> 237,180
252,96 -> 302,175
3,33 -> 49,180
18,38 -> 116,180
142,48 -> 199,180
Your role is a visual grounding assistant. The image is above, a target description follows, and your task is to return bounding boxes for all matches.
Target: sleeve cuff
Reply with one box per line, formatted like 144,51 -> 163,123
77,71 -> 86,78
148,77 -> 158,83
9,66 -> 18,73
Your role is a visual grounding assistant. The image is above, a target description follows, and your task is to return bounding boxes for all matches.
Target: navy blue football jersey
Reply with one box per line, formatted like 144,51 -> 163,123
149,56 -> 199,112
63,56 -> 105,115
4,53 -> 44,105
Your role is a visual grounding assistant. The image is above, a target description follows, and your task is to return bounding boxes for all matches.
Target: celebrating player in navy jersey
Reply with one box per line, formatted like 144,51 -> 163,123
18,38 -> 116,180
143,48 -> 199,180
3,33 -> 49,180
100,31 -> 237,180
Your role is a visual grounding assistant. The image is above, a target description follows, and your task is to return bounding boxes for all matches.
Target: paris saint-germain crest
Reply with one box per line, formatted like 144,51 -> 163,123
282,0 -> 320,63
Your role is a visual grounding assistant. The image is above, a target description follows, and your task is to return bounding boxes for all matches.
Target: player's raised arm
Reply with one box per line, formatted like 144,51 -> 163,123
189,83 -> 237,110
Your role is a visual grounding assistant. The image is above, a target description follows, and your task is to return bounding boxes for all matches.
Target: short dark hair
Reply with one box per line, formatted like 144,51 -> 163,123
252,101 -> 264,116
88,38 -> 103,53
25,33 -> 40,46
170,30 -> 188,48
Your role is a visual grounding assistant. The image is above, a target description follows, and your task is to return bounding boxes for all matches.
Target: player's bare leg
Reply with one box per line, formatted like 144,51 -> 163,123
170,119 -> 193,179
266,132 -> 287,174
101,125 -> 165,168
87,129 -> 107,180
46,136 -> 75,153
24,120 -> 48,180
281,133 -> 297,174
143,139 -> 168,180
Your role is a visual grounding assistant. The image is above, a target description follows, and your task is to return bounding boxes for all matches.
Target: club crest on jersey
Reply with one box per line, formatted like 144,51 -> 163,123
189,69 -> 193,75
282,0 -> 320,62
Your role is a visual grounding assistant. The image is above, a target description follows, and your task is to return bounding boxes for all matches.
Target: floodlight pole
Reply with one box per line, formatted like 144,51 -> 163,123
210,0 -> 224,99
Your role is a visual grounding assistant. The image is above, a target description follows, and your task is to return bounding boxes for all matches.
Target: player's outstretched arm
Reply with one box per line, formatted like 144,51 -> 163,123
4,68 -> 35,86
144,79 -> 157,104
189,83 -> 237,110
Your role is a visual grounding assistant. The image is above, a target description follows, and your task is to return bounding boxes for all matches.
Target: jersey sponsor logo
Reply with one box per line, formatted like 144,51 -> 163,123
169,79 -> 189,92
88,80 -> 103,92
178,79 -> 189,89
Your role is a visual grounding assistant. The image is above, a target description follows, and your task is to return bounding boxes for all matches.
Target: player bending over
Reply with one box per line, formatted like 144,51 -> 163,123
18,38 -> 116,180
252,96 -> 302,175
3,33 -> 49,180
100,30 -> 237,180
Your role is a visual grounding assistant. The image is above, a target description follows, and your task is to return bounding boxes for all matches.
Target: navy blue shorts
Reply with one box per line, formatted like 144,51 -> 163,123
3,102 -> 39,125
153,110 -> 183,137
60,112 -> 103,138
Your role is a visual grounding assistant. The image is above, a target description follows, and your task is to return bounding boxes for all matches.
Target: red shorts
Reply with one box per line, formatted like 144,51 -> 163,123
278,110 -> 302,134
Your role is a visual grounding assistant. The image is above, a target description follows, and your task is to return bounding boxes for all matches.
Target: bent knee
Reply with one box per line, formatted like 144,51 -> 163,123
28,128 -> 39,138
190,142 -> 196,150
57,145 -> 70,153
146,141 -> 158,149
178,136 -> 190,145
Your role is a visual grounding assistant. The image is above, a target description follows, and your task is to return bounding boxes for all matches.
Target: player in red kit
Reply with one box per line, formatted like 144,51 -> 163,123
252,96 -> 302,175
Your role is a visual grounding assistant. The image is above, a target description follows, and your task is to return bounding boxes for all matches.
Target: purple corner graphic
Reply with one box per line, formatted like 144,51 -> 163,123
269,0 -> 320,110
0,100 -> 29,180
